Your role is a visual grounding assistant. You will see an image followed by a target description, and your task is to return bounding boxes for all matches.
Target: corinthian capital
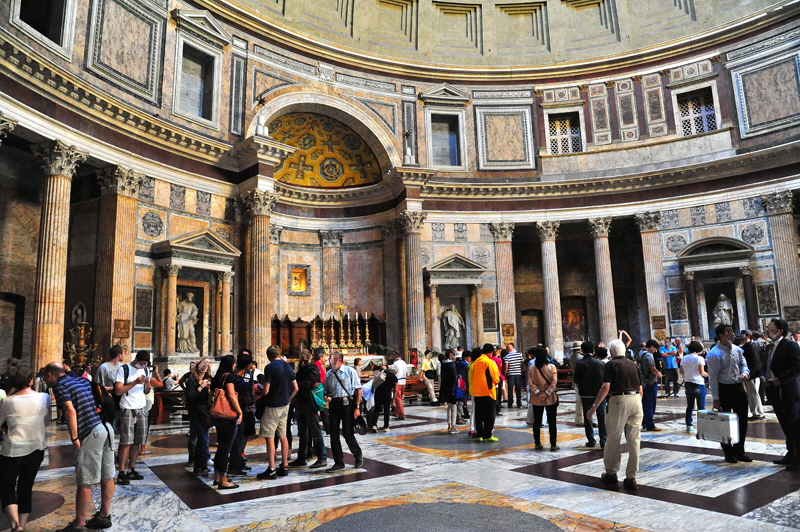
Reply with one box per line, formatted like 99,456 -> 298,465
33,140 -> 88,178
761,192 -> 793,215
634,212 -> 662,232
162,264 -> 181,277
240,190 -> 276,217
320,230 -> 343,247
0,112 -> 17,146
588,217 -> 612,238
217,271 -> 234,283
97,166 -> 145,197
399,211 -> 427,234
536,221 -> 560,241
490,222 -> 515,242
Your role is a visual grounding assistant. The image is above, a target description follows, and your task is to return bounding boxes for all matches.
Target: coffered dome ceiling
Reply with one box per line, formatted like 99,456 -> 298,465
211,0 -> 783,69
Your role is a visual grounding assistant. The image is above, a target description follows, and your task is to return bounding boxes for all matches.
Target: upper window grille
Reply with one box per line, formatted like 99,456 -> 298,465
678,89 -> 717,136
548,113 -> 582,154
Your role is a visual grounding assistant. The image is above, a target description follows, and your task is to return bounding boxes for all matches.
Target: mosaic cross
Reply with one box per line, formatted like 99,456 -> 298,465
320,135 -> 340,153
350,155 -> 373,181
289,155 -> 312,181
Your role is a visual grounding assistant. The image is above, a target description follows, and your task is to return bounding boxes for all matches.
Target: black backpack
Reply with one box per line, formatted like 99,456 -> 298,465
92,381 -> 119,425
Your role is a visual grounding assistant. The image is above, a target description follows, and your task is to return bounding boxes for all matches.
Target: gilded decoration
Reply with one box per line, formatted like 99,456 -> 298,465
269,112 -> 382,188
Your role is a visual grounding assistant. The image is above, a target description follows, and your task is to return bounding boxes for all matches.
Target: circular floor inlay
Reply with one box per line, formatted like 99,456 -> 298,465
313,502 -> 562,532
408,429 -> 532,451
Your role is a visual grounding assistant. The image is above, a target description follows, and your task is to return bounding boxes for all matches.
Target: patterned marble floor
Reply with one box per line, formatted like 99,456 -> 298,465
11,391 -> 800,532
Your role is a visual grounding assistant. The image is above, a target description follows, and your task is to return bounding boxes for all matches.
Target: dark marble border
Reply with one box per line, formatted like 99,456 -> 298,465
512,441 -> 800,516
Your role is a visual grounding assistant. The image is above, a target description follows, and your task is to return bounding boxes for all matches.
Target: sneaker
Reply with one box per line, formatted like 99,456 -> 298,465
55,522 -> 88,532
116,472 -> 129,485
256,468 -> 277,480
276,466 -> 289,476
550,445 -> 560,451
288,459 -> 307,467
127,469 -> 144,480
379,427 -> 390,433
326,463 -> 345,473
448,427 -> 460,434
86,513 -> 112,530
481,436 -> 499,442
686,426 -> 696,434
534,444 -> 544,450
369,427 -> 378,434
623,478 -> 638,490
601,473 -> 618,485
309,459 -> 328,468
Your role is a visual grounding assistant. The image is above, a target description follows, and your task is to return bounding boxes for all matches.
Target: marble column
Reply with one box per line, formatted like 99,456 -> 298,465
401,211 -> 427,352
93,166 -> 144,356
218,271 -> 233,356
320,230 -> 343,315
430,284 -> 440,351
762,192 -> 800,312
589,217 -> 617,345
30,141 -> 88,370
684,270 -> 700,337
241,190 -> 275,358
635,212 -> 669,339
397,223 -> 409,355
537,221 -> 564,362
490,223 -> 517,345
741,266 -> 759,331
472,283 -> 484,348
270,226 -> 282,319
163,265 -> 181,357
382,223 -> 402,350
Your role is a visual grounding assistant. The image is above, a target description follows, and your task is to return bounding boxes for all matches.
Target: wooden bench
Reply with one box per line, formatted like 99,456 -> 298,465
401,379 -> 440,405
153,390 -> 187,424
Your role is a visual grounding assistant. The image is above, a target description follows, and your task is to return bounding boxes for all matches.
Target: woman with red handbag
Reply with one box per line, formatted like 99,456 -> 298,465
210,355 -> 242,489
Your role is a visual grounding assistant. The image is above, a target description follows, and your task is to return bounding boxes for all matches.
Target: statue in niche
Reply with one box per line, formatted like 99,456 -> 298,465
176,292 -> 199,353
712,294 -> 734,327
442,304 -> 465,350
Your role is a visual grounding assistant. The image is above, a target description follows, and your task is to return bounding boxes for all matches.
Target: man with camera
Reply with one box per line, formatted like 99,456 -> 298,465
323,352 -> 363,472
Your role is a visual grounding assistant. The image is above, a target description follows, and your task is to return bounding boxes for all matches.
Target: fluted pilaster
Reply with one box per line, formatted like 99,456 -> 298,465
93,166 -> 144,355
382,223 -> 402,349
636,212 -> 669,338
270,225 -> 282,319
589,218 -> 617,345
430,284 -> 440,351
320,230 -> 343,314
30,141 -> 88,370
472,284 -> 484,348
401,211 -> 427,351
163,265 -> 181,357
491,223 -> 517,345
241,190 -> 275,357
537,221 -> 563,361
762,192 -> 800,311
218,271 -> 233,356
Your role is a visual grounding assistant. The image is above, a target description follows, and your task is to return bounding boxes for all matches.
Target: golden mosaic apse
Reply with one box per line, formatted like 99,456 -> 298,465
269,112 -> 382,188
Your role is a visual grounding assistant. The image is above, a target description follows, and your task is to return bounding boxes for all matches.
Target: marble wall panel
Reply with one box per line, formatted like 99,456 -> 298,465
432,244 -> 469,263
280,248 -> 321,319
730,199 -> 746,221
282,230 -> 320,245
757,283 -> 779,315
692,225 -> 735,240
669,291 -> 688,320
135,265 -> 155,286
153,179 -> 170,208
342,228 -> 381,244
138,208 -> 165,240
167,214 -> 208,238
134,287 -> 153,328
738,221 -> 768,247
666,276 -> 684,290
342,247 -> 385,318
133,331 -> 151,349
736,55 -> 800,136
617,93 -> 637,128
754,267 -> 775,283
210,195 -> 226,220
184,188 -> 196,215
252,68 -> 297,101
138,177 -> 155,203
476,107 -> 534,169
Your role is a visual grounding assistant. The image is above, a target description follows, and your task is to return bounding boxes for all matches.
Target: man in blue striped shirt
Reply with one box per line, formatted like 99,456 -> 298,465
504,343 -> 524,408
46,362 -> 116,532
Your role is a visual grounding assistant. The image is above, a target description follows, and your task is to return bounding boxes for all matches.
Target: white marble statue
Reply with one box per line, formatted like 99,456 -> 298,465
176,292 -> 199,353
712,293 -> 734,326
442,304 -> 465,350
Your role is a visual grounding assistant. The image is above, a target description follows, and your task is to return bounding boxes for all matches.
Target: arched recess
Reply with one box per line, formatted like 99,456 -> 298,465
251,91 -> 402,174
676,236 -> 754,262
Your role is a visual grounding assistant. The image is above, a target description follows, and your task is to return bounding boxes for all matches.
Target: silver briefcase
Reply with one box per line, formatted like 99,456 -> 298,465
696,410 -> 739,444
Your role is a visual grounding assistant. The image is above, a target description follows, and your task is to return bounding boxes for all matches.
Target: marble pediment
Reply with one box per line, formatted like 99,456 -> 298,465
171,9 -> 232,49
678,236 -> 754,271
152,230 -> 240,271
425,254 -> 486,285
419,83 -> 471,107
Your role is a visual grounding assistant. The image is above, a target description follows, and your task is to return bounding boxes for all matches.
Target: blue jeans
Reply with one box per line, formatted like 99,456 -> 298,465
296,403 -> 327,461
189,413 -> 209,472
684,382 -> 706,427
506,375 -> 523,408
642,382 -> 658,429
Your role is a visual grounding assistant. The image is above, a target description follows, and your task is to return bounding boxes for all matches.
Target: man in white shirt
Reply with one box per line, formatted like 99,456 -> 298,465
707,323 -> 751,464
391,351 -> 407,420
114,350 -> 152,485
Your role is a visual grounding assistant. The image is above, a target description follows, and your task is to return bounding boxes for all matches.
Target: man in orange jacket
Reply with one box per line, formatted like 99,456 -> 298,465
469,343 -> 501,442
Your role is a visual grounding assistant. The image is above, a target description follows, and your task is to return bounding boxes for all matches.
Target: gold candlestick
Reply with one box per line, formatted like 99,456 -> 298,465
364,312 -> 371,346
355,313 -> 362,348
346,315 -> 354,348
329,316 -> 338,349
311,318 -> 318,348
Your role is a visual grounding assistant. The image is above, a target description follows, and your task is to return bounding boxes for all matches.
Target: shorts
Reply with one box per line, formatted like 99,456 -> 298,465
259,405 -> 290,438
75,422 -> 116,485
119,408 -> 148,445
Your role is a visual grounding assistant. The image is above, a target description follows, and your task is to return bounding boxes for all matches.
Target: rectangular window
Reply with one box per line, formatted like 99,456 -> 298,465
179,44 -> 215,121
677,88 -> 717,136
18,0 -> 66,45
430,114 -> 461,167
548,113 -> 582,154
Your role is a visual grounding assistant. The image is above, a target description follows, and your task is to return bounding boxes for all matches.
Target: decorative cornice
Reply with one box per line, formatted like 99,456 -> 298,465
0,33 -> 230,165
227,136 -> 296,170
240,190 -> 276,217
489,222 -> 515,242
33,140 -> 88,178
635,212 -> 662,232
400,211 -> 427,234
269,225 -> 283,244
761,191 -> 793,215
0,111 -> 17,146
97,165 -> 144,197
162,264 -> 182,276
319,230 -> 343,247
395,167 -> 437,186
536,221 -> 559,241
588,217 -> 612,238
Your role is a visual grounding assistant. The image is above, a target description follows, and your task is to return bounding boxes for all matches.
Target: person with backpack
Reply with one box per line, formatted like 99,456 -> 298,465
45,362 -> 116,532
290,350 -> 328,468
113,350 -> 152,485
